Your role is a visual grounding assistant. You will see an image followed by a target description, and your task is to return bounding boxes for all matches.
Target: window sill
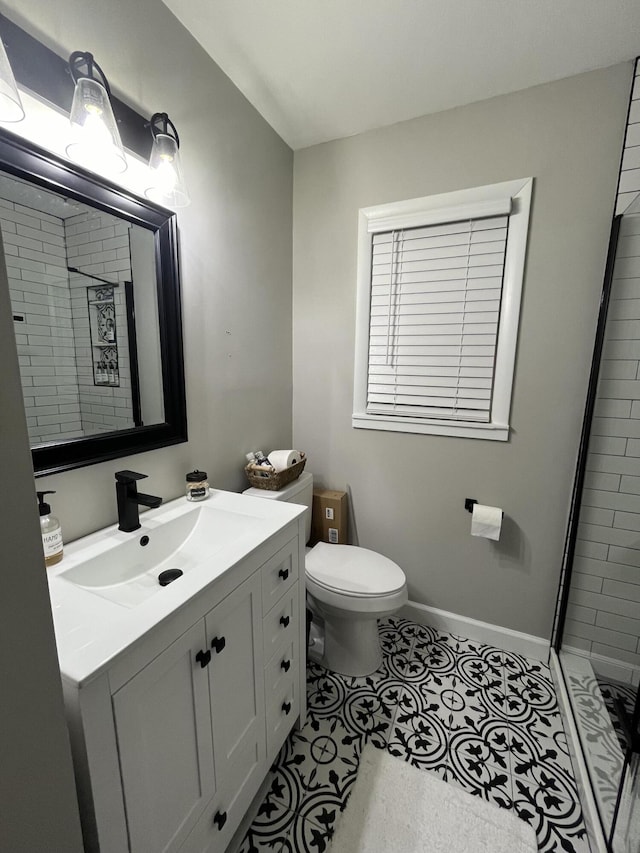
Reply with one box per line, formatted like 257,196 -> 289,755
351,413 -> 509,441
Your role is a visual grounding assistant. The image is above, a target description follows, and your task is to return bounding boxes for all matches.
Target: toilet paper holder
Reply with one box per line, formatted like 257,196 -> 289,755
464,498 -> 504,518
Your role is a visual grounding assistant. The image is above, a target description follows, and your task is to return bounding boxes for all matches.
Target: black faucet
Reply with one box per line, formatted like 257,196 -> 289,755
115,470 -> 163,532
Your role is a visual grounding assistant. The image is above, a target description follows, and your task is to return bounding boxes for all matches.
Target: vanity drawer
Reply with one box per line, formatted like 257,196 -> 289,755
265,640 -> 296,703
266,673 -> 299,761
263,587 -> 298,662
261,539 -> 298,614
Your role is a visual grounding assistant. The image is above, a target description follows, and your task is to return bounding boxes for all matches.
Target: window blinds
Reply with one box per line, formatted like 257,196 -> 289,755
367,215 -> 508,422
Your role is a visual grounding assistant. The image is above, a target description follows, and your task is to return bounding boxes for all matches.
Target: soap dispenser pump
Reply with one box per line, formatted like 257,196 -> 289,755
37,490 -> 63,567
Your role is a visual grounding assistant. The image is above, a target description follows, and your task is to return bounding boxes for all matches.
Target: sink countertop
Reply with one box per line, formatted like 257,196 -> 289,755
47,489 -> 305,687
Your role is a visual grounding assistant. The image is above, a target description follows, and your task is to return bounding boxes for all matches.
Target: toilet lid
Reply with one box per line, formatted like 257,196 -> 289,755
306,543 -> 406,597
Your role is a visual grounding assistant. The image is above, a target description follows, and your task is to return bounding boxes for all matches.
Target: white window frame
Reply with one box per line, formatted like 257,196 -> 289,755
352,177 -> 533,441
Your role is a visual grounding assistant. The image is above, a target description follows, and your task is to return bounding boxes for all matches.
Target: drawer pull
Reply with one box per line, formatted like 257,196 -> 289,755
279,615 -> 290,628
278,568 -> 289,581
213,811 -> 227,830
281,658 -> 291,672
211,636 -> 226,654
282,701 -> 292,715
195,649 -> 211,668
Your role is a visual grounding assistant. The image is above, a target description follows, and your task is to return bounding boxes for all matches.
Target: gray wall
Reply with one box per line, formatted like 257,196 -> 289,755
292,64 -> 632,640
0,0 -> 293,846
131,225 -> 164,425
2,0 -> 294,543
0,236 -> 83,851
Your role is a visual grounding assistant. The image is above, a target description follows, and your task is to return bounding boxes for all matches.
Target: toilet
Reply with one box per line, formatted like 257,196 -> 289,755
243,472 -> 408,677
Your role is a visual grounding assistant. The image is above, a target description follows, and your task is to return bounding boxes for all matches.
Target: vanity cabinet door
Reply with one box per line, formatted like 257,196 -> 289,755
205,572 -> 266,830
112,621 -> 216,853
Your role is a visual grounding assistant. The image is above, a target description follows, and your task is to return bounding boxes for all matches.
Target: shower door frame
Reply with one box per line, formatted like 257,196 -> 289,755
552,214 -> 621,654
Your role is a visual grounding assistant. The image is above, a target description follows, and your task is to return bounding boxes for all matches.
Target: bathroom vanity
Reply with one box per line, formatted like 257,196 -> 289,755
47,491 -> 306,853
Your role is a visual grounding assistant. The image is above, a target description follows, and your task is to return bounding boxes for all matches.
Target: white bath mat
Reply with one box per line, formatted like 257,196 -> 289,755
330,746 -> 538,853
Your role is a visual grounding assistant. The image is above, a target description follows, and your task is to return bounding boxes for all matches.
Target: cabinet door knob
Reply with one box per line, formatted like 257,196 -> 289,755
282,701 -> 292,715
279,615 -> 290,628
195,649 -> 211,668
211,636 -> 226,654
213,810 -> 227,830
278,568 -> 289,581
281,658 -> 291,672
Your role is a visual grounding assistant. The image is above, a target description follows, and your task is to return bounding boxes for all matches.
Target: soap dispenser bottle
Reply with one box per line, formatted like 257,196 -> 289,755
37,490 -> 63,567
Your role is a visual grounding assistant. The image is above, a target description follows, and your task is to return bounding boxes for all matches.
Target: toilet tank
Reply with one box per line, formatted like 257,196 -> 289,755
243,471 -> 313,543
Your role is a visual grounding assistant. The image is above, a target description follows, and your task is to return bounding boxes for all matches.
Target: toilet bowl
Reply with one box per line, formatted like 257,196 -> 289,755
243,472 -> 408,677
306,542 -> 407,676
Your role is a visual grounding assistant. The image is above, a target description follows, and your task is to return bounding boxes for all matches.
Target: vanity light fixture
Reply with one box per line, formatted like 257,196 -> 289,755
66,51 -> 126,175
145,112 -> 190,208
0,37 -> 24,122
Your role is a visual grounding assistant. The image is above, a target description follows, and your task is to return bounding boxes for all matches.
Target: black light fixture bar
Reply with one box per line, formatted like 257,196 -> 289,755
149,112 -> 181,146
0,12 -> 152,161
68,51 -> 111,91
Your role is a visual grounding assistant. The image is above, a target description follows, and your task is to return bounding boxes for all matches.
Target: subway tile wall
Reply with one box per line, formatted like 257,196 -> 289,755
64,211 -> 134,434
617,64 -> 640,216
2,199 -> 82,445
3,201 -> 135,443
566,62 -> 640,679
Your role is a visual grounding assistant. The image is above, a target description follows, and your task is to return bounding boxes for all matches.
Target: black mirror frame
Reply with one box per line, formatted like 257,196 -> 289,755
0,127 -> 188,477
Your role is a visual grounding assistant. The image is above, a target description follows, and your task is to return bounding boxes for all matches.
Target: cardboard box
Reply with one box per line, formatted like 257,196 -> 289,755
312,489 -> 348,545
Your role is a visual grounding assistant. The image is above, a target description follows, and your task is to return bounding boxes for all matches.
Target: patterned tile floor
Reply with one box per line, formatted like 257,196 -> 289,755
598,675 -> 636,755
239,617 -> 590,853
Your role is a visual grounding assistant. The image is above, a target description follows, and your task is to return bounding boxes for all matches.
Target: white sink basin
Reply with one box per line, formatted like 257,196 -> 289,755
47,489 -> 305,687
59,503 -> 262,608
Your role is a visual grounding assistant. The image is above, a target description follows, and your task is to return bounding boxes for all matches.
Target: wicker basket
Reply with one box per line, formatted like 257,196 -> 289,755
244,452 -> 306,491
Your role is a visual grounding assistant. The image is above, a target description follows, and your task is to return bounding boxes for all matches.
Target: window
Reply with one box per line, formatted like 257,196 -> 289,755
353,178 -> 533,440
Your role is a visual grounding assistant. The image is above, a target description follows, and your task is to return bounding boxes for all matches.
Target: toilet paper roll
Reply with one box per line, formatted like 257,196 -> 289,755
268,449 -> 301,473
471,504 -> 503,541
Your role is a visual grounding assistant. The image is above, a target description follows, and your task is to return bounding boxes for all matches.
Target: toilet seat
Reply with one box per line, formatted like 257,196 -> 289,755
306,542 -> 406,597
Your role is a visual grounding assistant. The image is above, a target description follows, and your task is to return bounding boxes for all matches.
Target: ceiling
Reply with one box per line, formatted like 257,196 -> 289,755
162,0 -> 640,150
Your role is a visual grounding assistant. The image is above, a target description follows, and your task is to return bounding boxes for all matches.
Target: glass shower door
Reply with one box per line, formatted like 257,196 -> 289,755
610,693 -> 640,851
554,197 -> 640,850
559,651 -> 634,845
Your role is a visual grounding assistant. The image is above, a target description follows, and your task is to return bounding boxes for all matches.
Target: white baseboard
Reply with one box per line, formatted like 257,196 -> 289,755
549,650 -> 607,853
398,600 -> 549,661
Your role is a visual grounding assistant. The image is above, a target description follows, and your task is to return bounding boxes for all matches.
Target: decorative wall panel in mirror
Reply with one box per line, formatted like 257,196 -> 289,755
0,129 -> 187,476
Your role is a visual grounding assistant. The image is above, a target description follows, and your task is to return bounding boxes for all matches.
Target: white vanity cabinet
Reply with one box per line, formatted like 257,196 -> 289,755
112,571 -> 265,853
111,620 -> 216,853
260,543 -> 301,762
58,513 -> 306,853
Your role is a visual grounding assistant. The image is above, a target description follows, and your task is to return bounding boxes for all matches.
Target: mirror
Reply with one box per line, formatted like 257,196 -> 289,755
0,127 -> 187,476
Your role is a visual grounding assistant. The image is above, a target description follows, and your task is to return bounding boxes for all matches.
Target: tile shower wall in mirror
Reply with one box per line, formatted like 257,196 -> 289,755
2,174 -> 163,445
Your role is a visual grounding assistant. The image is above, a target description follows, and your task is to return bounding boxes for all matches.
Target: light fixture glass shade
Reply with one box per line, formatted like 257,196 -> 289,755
0,38 -> 24,122
65,54 -> 126,175
145,113 -> 190,208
